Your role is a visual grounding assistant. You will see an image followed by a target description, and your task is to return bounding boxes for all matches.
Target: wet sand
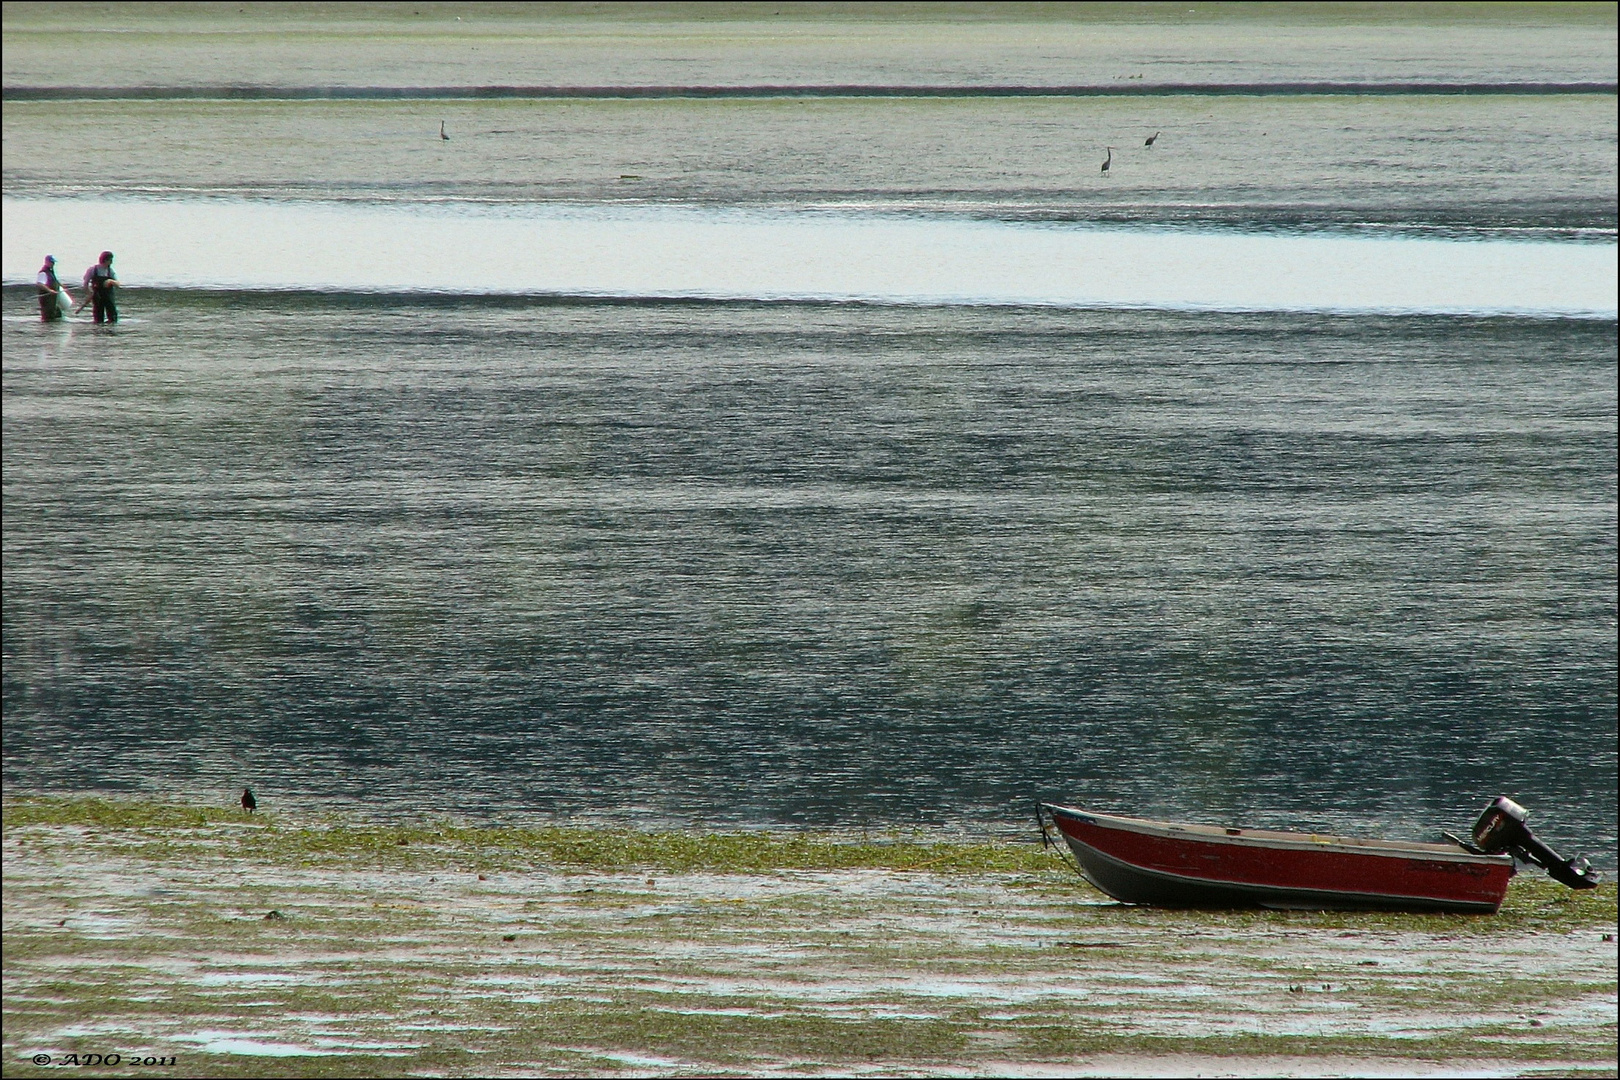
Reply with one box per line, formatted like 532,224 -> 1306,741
4,804 -> 1614,1077
3,3 -> 1613,92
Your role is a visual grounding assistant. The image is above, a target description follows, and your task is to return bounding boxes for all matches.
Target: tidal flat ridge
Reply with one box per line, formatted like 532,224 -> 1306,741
3,798 -> 1616,1077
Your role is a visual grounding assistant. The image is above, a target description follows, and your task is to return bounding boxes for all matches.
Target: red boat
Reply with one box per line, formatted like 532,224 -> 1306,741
1039,797 -> 1597,913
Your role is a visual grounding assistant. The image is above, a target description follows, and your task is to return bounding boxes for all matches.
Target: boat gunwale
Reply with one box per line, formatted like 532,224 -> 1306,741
1042,803 -> 1514,866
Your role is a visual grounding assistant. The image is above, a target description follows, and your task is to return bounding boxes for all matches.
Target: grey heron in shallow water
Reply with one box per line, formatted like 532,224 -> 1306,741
1101,147 -> 1115,175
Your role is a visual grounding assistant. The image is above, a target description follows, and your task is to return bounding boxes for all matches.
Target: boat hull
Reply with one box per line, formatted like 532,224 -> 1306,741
1044,804 -> 1514,913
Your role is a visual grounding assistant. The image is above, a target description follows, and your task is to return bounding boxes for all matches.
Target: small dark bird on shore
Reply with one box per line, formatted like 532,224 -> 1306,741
1145,131 -> 1160,147
439,120 -> 449,141
241,788 -> 257,813
1101,146 -> 1114,176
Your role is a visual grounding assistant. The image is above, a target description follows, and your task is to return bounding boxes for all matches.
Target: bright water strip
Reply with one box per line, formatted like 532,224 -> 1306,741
5,197 -> 1615,317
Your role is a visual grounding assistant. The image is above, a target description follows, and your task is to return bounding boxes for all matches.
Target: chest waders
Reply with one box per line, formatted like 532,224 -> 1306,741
92,267 -> 118,324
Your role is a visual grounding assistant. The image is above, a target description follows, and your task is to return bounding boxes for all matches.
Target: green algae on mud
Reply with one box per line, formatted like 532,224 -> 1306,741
2,796 -> 1052,873
4,796 -> 1614,931
4,800 -> 1615,1077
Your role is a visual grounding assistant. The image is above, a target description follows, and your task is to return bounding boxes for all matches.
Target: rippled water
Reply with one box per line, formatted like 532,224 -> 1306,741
5,93 -> 1615,233
3,296 -> 1614,855
3,6 -> 1615,858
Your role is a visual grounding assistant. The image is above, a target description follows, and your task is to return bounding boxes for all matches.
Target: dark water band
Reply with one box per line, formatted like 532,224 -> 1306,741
5,81 -> 1616,101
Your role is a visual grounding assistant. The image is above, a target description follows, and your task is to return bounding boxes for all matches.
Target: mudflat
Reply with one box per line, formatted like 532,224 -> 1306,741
3,798 -> 1614,1077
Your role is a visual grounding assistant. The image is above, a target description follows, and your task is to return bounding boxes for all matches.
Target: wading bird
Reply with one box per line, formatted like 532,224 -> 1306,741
1101,147 -> 1115,176
439,121 -> 449,141
241,788 -> 257,813
1145,131 -> 1160,147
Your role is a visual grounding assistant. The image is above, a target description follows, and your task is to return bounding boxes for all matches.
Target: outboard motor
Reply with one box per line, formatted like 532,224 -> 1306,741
1470,796 -> 1599,890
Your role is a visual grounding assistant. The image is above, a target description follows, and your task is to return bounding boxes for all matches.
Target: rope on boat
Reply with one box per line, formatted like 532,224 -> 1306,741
1035,799 -> 1084,878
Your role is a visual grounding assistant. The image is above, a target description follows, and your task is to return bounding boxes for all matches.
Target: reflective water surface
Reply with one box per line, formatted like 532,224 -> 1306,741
4,297 -> 1614,856
4,197 -> 1615,316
